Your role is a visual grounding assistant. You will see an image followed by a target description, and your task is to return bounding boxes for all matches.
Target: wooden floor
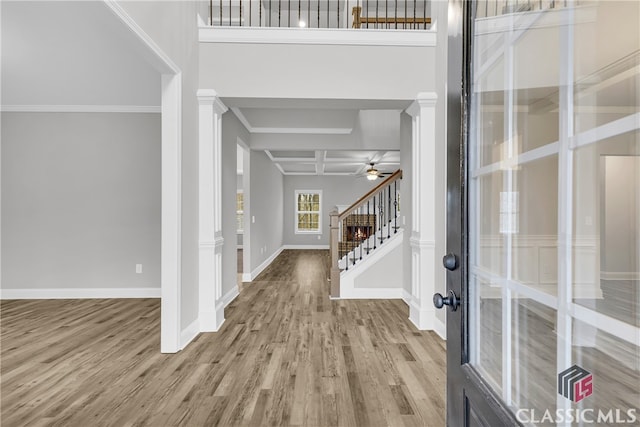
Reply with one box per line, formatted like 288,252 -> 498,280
1,250 -> 446,426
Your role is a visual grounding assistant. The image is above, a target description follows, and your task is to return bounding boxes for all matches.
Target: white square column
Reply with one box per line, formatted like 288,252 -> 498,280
405,93 -> 439,330
197,89 -> 228,332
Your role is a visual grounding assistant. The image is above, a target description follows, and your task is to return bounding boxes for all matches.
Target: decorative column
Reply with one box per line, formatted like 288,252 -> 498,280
197,89 -> 228,332
405,92 -> 439,330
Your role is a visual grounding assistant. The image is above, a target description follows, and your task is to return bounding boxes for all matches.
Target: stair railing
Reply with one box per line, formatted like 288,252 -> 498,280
329,169 -> 402,298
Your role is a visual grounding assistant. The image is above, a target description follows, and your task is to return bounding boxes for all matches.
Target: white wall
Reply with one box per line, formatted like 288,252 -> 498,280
1,112 -> 160,292
116,0 -> 208,329
222,113 -> 250,295
400,112 -> 413,294
433,0 -> 448,326
249,151 -> 284,274
200,43 -> 436,100
237,172 -> 244,247
354,243 -> 403,289
602,156 -> 639,276
283,175 -> 379,246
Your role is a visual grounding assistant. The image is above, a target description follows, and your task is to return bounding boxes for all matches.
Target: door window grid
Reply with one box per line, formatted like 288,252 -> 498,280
469,3 -> 639,417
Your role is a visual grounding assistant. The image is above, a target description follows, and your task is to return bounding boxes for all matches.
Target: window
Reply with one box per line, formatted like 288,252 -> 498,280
236,191 -> 243,233
295,190 -> 322,234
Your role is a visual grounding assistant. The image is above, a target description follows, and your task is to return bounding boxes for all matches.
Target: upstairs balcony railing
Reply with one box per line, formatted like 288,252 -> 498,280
329,170 -> 402,298
207,0 -> 431,29
475,0 -> 583,19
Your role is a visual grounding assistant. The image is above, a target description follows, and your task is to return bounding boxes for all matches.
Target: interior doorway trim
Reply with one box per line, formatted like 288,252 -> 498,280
104,1 -> 183,353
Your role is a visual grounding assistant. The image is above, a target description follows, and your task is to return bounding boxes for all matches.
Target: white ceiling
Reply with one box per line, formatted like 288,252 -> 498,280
1,1 -> 160,107
230,100 -> 405,176
265,149 -> 400,176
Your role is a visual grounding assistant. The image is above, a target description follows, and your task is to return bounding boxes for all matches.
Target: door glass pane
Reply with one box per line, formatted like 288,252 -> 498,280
512,155 -> 559,296
571,319 -> 640,423
511,295 -> 557,418
573,133 -> 640,326
468,1 -> 640,424
476,172 -> 505,274
470,278 -> 503,394
573,1 -> 640,135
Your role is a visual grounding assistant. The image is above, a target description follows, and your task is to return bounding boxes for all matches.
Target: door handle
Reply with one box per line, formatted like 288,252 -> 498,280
433,290 -> 459,311
442,253 -> 458,270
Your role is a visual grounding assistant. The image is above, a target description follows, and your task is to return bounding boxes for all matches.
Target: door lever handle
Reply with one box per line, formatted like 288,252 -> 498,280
433,290 -> 459,311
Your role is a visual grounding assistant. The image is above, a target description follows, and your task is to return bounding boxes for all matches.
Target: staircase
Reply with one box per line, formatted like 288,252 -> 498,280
329,170 -> 403,298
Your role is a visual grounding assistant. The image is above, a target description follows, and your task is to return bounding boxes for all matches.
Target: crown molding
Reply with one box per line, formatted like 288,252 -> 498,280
1,105 -> 161,113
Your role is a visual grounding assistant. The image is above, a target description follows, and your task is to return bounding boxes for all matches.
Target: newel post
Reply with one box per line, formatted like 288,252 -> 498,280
329,209 -> 341,298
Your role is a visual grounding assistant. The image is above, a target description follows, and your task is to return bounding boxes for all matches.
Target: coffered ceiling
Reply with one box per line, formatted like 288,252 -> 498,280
265,149 -> 400,176
229,100 -> 406,176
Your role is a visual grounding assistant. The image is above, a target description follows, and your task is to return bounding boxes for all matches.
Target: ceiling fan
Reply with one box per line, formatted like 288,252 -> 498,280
360,163 -> 392,181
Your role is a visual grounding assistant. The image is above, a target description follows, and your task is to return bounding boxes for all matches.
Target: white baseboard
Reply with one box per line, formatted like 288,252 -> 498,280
335,287 -> 404,299
242,273 -> 252,282
281,244 -> 329,250
408,299 -> 439,332
433,316 -> 446,341
180,318 -> 200,350
600,271 -> 640,281
222,285 -> 240,307
246,246 -> 284,282
0,287 -> 161,300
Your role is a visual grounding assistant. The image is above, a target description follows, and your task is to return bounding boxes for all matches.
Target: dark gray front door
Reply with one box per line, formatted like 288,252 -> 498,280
441,1 -> 639,426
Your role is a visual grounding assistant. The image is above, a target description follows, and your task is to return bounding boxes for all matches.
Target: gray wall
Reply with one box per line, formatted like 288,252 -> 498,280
400,112 -> 413,294
283,175 -> 379,246
249,151 -> 284,274
222,113 -> 250,295
237,172 -> 243,247
1,112 -> 160,290
118,0 -> 208,329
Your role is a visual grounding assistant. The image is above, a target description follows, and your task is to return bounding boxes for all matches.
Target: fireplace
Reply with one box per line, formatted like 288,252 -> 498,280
340,214 -> 376,254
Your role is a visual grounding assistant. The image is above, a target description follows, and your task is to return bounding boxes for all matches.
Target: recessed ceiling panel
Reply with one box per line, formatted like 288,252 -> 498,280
268,150 -> 316,159
279,163 -> 317,173
239,108 -> 357,129
324,150 -> 378,161
323,163 -> 361,174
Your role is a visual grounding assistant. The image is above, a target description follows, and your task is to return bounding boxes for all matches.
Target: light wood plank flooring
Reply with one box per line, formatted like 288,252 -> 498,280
1,250 -> 446,426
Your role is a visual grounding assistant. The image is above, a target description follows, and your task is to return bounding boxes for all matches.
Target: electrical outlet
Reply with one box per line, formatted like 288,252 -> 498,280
136,264 -> 143,274
317,235 -> 321,240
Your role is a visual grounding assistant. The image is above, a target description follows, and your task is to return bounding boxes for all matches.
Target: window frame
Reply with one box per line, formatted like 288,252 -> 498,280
294,190 -> 323,235
236,190 -> 244,234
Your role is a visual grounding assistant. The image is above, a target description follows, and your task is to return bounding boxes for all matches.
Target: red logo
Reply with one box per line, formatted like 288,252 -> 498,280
558,365 -> 593,402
